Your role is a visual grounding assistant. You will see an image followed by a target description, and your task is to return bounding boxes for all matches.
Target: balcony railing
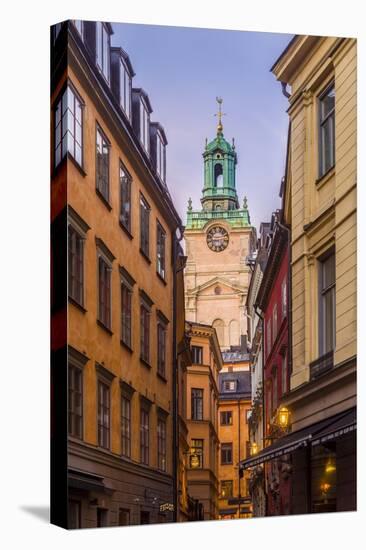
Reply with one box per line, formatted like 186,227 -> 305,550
309,351 -> 334,380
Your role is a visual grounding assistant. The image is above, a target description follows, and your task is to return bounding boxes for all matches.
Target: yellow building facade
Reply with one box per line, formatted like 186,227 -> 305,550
217,368 -> 252,519
185,322 -> 222,520
51,21 -> 184,528
271,35 -> 356,513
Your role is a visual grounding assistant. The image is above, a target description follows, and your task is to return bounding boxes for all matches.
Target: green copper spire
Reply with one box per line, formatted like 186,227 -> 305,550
186,98 -> 251,230
201,97 -> 239,211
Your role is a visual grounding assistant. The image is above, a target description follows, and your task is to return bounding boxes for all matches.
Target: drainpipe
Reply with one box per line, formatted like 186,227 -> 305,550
254,304 -> 266,515
172,227 -> 184,523
276,220 -> 292,382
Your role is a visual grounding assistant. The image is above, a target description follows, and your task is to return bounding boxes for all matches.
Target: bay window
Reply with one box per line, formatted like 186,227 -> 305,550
54,84 -> 83,168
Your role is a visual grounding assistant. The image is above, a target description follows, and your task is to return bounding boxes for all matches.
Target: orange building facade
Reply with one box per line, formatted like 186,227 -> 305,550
51,20 -> 185,528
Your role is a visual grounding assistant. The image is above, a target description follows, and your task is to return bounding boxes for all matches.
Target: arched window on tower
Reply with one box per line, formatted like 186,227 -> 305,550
214,163 -> 223,188
213,319 -> 225,347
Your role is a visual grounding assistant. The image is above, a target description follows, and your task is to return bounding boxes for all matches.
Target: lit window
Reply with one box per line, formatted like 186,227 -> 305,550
319,84 -> 335,177
220,411 -> 233,425
221,480 -> 233,498
190,439 -> 203,468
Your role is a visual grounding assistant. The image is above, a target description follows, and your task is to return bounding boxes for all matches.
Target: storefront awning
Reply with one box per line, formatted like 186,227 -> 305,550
68,468 -> 113,493
310,407 -> 356,446
240,407 -> 356,471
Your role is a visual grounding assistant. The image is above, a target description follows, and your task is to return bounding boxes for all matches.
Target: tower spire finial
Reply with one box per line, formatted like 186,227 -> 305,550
214,96 -> 226,135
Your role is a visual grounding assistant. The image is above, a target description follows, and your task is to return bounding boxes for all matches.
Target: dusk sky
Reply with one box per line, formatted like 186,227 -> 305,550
112,22 -> 292,231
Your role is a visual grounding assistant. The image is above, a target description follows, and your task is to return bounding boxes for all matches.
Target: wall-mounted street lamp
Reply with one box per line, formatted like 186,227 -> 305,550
277,407 -> 290,429
250,442 -> 258,456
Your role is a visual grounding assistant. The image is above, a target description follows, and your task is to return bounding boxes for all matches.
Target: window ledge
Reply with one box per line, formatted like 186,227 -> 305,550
156,271 -> 167,285
68,296 -> 87,313
97,319 -> 113,335
120,339 -> 133,353
315,165 -> 335,188
140,249 -> 151,264
96,188 -> 112,211
140,357 -> 152,369
68,152 -> 87,177
157,371 -> 167,383
119,221 -> 133,240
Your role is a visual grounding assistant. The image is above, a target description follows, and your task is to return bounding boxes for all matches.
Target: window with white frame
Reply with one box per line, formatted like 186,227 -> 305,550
119,59 -> 131,119
139,98 -> 150,153
120,267 -> 135,349
96,239 -> 115,331
120,163 -> 132,233
96,21 -> 110,83
223,380 -> 236,392
156,222 -> 166,279
54,85 -> 83,168
156,131 -> 166,181
96,125 -> 110,203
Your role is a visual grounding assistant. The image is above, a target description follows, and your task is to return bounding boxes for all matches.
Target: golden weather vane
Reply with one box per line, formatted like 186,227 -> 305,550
214,96 -> 226,134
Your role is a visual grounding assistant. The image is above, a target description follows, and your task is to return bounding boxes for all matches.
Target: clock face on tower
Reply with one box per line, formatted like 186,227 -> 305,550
206,226 -> 229,252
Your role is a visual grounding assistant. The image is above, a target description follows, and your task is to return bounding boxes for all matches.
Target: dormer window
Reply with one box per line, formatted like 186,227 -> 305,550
120,59 -> 132,119
139,98 -> 150,153
96,22 -> 110,83
223,380 -> 236,392
156,131 -> 166,182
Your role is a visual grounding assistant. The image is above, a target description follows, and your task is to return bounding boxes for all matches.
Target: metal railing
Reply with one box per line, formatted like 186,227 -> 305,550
309,350 -> 334,380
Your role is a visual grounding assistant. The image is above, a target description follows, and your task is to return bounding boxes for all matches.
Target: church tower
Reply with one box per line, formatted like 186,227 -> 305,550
184,98 -> 256,351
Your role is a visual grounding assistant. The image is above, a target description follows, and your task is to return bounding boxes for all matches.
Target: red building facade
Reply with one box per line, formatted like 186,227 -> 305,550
255,211 -> 290,516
